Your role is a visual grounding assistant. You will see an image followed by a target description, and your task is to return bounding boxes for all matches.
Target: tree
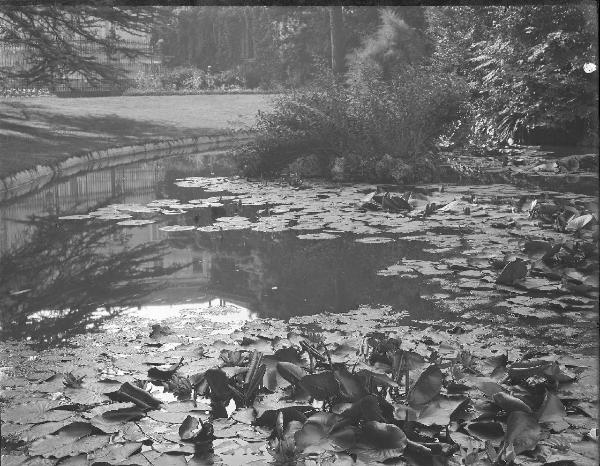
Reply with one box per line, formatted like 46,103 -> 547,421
0,1 -> 160,87
427,4 -> 598,145
329,5 -> 345,74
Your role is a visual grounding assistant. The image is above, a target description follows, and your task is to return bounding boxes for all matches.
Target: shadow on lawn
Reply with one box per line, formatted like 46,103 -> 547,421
0,101 -> 219,175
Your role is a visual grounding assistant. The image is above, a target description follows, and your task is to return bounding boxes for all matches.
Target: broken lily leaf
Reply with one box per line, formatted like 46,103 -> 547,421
504,410 -> 542,455
407,365 -> 444,407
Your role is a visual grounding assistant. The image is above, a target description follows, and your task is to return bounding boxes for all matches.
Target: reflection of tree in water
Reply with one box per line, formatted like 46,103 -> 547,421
189,230 -> 435,320
0,215 -> 181,344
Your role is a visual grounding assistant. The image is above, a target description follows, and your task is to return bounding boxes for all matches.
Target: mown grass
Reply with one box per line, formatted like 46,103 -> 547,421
0,94 -> 273,177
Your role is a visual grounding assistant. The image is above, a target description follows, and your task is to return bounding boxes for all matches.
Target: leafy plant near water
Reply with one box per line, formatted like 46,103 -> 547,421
236,67 -> 468,183
426,5 -> 598,146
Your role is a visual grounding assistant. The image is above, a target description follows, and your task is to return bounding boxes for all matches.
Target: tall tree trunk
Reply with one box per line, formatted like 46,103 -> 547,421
329,6 -> 345,74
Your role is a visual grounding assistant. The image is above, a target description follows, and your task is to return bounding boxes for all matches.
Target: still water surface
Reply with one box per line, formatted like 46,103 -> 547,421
0,150 -> 444,344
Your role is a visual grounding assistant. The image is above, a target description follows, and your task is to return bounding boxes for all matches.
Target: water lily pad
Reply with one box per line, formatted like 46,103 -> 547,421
58,215 -> 92,220
159,225 -> 196,232
297,233 -> 339,240
117,219 -> 155,227
355,236 -> 393,244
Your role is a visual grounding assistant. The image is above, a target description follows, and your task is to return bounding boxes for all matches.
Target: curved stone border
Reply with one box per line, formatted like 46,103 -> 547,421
0,132 -> 254,203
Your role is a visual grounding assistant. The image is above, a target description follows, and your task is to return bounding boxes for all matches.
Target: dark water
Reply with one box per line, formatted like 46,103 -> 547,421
0,150 -> 446,344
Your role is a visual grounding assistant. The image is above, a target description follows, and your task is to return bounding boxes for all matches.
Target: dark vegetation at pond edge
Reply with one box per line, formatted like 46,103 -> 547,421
235,6 -> 598,182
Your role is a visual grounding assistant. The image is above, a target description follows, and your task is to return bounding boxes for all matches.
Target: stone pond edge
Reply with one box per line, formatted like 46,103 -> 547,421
0,132 -> 255,203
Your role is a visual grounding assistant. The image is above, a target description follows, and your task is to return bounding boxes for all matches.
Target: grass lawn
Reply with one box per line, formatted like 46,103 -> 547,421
0,94 -> 273,177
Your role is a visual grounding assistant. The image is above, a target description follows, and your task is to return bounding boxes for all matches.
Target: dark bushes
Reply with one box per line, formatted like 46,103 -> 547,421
237,67 -> 468,182
237,8 -> 469,183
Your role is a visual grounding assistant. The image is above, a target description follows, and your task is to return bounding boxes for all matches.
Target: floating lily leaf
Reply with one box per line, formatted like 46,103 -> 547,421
566,214 -> 593,231
334,366 -> 369,402
508,360 -> 575,384
232,407 -> 256,425
64,387 -> 107,406
294,413 -> 356,454
492,392 -> 532,414
297,232 -> 339,240
1,400 -> 74,425
466,421 -> 505,443
274,346 -> 304,365
159,225 -> 197,232
255,406 -> 310,428
179,415 -> 200,441
475,379 -> 506,398
148,357 -> 184,382
91,406 -> 146,433
117,219 -> 155,227
504,411 -> 541,455
382,193 -> 411,212
9,420 -> 72,442
417,396 -> 469,426
341,395 -> 386,423
355,236 -> 394,244
523,239 -> 553,257
28,422 -> 107,458
408,365 -> 444,407
438,200 -> 461,212
496,258 -> 528,285
276,362 -> 307,386
149,324 -> 173,339
356,369 -> 399,389
62,372 -> 85,388
352,421 -> 407,463
58,215 -> 92,220
298,371 -> 340,400
507,360 -> 553,381
88,441 -> 142,464
537,391 -> 567,424
107,382 -> 161,409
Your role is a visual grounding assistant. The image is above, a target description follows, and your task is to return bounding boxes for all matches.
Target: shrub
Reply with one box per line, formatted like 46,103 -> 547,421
236,67 -> 469,182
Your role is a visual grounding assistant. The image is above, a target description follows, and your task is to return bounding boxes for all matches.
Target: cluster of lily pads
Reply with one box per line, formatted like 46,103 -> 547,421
6,176 -> 597,465
1,303 -> 597,465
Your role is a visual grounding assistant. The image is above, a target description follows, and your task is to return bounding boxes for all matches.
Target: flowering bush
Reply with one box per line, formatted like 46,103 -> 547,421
0,87 -> 52,98
130,66 -> 250,94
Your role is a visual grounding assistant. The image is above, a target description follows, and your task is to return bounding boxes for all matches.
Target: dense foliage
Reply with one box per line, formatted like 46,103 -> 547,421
0,2 -> 159,86
236,4 -> 597,181
427,4 -> 598,146
237,67 -> 467,182
237,8 -> 468,181
156,6 -> 427,88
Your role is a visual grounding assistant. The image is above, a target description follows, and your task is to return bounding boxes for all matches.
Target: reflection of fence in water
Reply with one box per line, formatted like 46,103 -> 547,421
0,39 -> 161,94
0,150 -> 231,254
0,162 -> 162,254
0,150 -> 266,311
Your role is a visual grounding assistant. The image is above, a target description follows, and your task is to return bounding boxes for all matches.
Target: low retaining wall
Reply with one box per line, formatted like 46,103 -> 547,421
0,133 -> 254,203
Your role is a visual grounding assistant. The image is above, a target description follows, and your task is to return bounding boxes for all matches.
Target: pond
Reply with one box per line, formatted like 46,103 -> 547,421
0,149 -> 597,353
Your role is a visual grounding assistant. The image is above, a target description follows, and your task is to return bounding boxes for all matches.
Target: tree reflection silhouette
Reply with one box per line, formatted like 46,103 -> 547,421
0,215 -> 182,345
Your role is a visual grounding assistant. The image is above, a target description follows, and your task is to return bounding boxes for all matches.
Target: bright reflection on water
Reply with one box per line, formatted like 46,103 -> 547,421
124,300 -> 256,324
